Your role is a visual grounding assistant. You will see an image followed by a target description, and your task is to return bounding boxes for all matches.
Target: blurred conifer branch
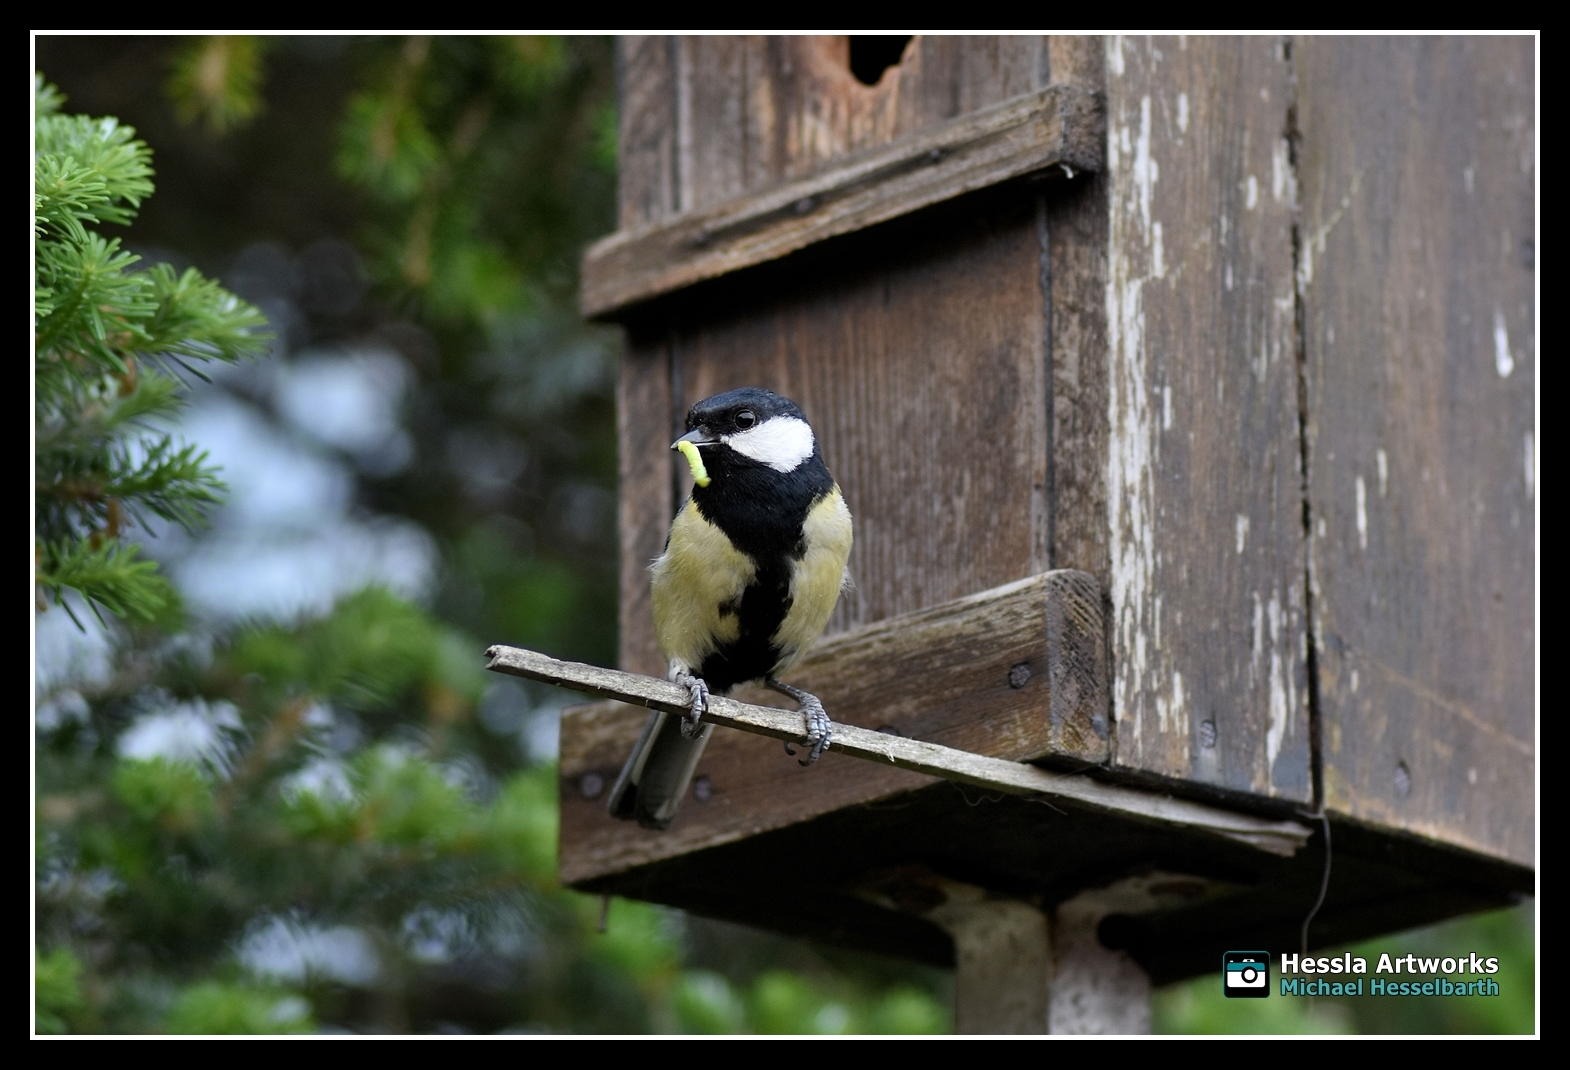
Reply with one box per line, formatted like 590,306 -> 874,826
33,74 -> 268,624
165,36 -> 268,134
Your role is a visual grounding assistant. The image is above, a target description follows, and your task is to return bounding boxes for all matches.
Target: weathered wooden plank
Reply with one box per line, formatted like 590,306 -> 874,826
1103,36 -> 1311,801
675,35 -> 747,211
1044,35 -> 1111,584
557,571 -> 1112,882
582,84 -> 1102,318
616,36 -> 678,228
668,197 -> 1049,637
616,334 -> 673,677
488,642 -> 1312,868
1294,36 -> 1535,866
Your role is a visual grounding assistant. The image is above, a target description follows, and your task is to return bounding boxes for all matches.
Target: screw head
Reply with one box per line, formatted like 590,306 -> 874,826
1008,663 -> 1032,689
579,772 -> 604,799
692,775 -> 713,802
1199,720 -> 1218,749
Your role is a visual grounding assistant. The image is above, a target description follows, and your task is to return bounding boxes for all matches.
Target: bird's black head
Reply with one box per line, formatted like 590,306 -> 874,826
673,388 -> 820,479
685,388 -> 805,437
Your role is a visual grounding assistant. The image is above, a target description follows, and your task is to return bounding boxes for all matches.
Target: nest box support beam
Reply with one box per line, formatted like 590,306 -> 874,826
918,877 -> 1158,1034
484,644 -> 1311,858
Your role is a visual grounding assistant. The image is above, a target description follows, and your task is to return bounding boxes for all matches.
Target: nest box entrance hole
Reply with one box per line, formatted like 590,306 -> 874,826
848,36 -> 912,86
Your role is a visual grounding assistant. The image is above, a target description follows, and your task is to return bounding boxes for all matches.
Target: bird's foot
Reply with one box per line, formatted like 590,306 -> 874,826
768,678 -> 832,765
673,672 -> 709,739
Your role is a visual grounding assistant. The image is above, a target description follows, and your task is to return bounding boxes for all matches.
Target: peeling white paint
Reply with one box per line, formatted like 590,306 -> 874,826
1251,591 -> 1264,686
1235,514 -> 1250,555
1224,263 -> 1234,291
1162,385 -> 1172,430
1177,92 -> 1189,134
1317,517 -> 1326,538
1245,175 -> 1259,209
1494,309 -> 1514,377
1350,669 -> 1360,693
1464,164 -> 1476,194
1271,138 -> 1292,203
1355,475 -> 1368,550
1525,432 -> 1535,498
1106,41 -> 1159,761
1376,448 -> 1388,497
1265,593 -> 1287,773
1151,221 -> 1165,278
1134,97 -> 1158,237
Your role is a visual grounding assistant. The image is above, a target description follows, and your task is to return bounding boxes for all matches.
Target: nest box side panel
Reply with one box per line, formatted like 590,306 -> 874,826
616,331 -> 674,677
1102,37 -> 1312,802
617,36 -> 680,229
1295,37 -> 1535,866
1043,35 -> 1112,586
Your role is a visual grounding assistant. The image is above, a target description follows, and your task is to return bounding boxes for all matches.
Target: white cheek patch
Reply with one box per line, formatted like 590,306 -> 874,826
723,416 -> 815,472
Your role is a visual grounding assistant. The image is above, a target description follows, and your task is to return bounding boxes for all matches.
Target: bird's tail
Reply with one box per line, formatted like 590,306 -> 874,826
606,710 -> 714,830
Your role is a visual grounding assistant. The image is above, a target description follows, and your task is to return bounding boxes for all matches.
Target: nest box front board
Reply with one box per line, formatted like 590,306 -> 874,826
557,36 -> 1534,979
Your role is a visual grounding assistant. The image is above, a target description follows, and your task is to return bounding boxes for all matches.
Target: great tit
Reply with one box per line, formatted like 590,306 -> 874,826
607,388 -> 854,830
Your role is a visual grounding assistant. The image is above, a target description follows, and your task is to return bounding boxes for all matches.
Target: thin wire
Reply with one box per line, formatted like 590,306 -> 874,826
1300,811 -> 1333,955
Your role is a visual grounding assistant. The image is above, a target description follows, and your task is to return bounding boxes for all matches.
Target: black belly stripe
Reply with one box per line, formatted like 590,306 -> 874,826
698,560 -> 792,693
685,442 -> 836,693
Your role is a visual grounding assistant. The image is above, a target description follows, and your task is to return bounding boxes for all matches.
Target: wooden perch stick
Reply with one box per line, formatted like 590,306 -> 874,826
485,644 -> 1311,857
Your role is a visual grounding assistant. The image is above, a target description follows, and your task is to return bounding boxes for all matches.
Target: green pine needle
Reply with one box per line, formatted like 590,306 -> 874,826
33,78 -> 268,627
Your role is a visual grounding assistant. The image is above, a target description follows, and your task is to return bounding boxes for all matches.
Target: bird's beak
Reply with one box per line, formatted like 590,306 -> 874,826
671,427 -> 719,451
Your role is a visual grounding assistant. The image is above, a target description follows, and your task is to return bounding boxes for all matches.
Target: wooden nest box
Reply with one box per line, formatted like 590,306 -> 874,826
548,36 -> 1533,1029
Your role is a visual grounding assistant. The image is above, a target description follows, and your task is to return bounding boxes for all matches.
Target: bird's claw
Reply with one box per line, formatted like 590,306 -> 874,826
786,695 -> 831,766
675,673 -> 709,739
770,678 -> 832,765
797,696 -> 835,762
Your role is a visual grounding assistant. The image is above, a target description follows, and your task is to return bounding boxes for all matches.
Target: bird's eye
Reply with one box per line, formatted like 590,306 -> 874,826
734,410 -> 757,430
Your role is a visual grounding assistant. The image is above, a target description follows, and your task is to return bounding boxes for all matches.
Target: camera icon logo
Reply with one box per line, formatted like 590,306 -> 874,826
1222,951 -> 1271,998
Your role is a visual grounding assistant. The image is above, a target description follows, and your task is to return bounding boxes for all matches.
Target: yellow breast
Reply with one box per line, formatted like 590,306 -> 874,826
650,487 -> 853,677
772,488 -> 854,671
650,500 -> 756,672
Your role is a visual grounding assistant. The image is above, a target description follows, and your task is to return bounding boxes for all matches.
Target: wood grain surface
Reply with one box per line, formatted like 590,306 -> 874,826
615,331 -> 674,677
674,36 -> 1050,213
1043,36 -> 1111,586
1294,37 -> 1535,866
1102,36 -> 1312,803
616,37 -> 679,229
582,84 -> 1102,317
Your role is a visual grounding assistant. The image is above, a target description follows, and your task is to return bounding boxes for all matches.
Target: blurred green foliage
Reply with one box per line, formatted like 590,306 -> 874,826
37,582 -> 678,1032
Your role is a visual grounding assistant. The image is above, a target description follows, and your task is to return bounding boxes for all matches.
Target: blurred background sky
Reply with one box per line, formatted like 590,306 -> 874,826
33,35 -> 1533,1036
